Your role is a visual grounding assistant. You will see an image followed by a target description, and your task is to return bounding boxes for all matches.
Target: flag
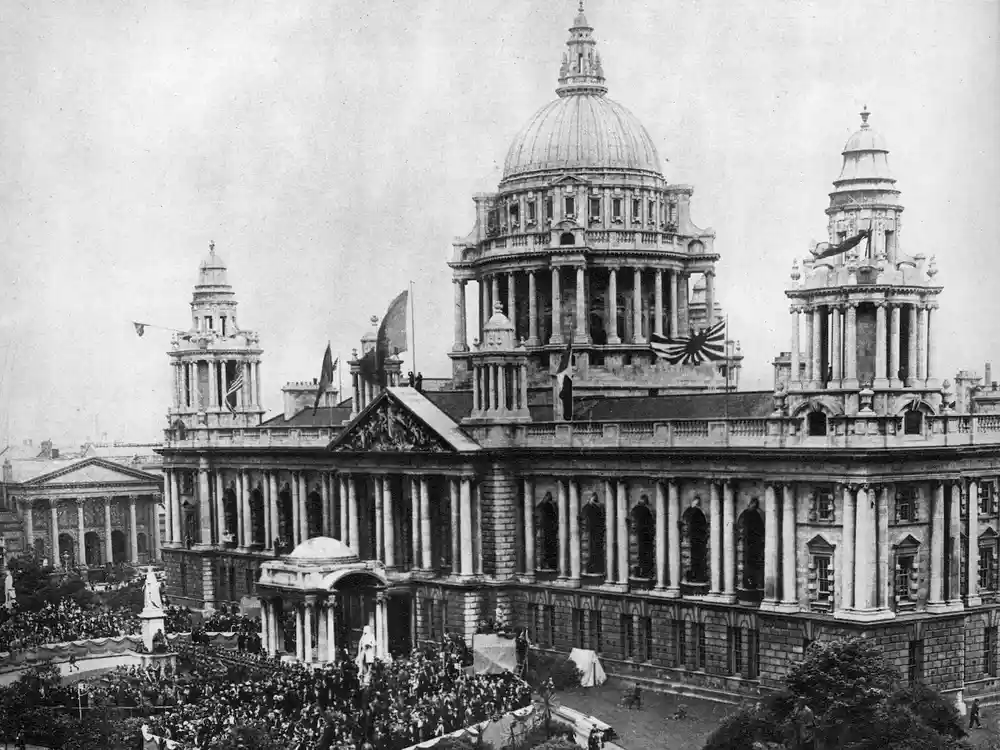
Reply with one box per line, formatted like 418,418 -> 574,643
554,327 -> 575,421
809,229 -> 872,261
313,345 -> 337,415
133,322 -> 146,337
225,364 -> 245,415
650,319 -> 727,366
359,290 -> 409,388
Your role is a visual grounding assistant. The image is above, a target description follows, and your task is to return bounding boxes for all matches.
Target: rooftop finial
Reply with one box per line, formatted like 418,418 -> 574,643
557,0 -> 607,97
209,240 -> 215,255
579,0 -> 584,11
860,105 -> 870,129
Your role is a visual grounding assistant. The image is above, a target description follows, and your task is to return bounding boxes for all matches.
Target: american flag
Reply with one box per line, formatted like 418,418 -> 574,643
650,319 -> 727,366
225,364 -> 245,414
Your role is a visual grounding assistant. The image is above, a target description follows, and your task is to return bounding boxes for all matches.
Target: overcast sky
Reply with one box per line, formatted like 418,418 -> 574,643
1,0 -> 998,446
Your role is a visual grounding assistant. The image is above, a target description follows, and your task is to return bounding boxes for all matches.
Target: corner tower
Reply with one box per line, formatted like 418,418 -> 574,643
784,110 -> 943,423
168,243 -> 265,430
448,2 -> 738,398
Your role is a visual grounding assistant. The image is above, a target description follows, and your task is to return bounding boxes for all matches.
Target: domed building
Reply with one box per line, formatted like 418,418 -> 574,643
447,3 -> 741,398
157,3 -> 1000,712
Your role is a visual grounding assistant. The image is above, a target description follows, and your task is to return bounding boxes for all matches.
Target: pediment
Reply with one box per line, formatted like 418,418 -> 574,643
806,534 -> 834,551
25,458 -> 161,487
550,174 -> 589,186
330,388 -> 480,454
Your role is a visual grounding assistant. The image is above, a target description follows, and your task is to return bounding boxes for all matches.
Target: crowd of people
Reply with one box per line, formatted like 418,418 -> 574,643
97,639 -> 532,750
0,598 -> 139,653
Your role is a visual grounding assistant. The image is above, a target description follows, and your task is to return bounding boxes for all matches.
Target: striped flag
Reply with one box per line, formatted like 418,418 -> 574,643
650,319 -> 727,366
225,364 -> 245,414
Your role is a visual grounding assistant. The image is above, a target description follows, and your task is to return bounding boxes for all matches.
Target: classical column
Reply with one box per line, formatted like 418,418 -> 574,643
704,270 -> 716,327
49,499 -> 59,565
968,479 -> 982,606
803,311 -> 814,384
790,307 -> 801,386
21,500 -> 34,557
453,280 -> 468,352
198,461 -> 211,545
451,478 -> 462,574
303,597 -> 315,663
565,480 -> 581,583
654,269 -> 664,336
557,480 -> 569,579
906,305 -> 918,387
214,472 -> 224,547
293,605 -> 303,660
669,270 -> 680,337
928,482 -> 945,606
853,486 -> 877,611
383,476 -> 396,568
723,482 -> 735,597
781,484 -> 796,605
420,476 -> 432,570
889,303 -> 901,386
632,267 -> 643,343
460,476 -> 474,576
874,302 -> 888,387
374,477 -> 385,562
408,477 -> 419,567
507,272 -> 517,328
163,469 -> 173,545
348,475 -> 360,553
762,485 -> 779,604
844,302 -> 858,388
260,600 -> 270,656
840,485 -> 855,612
298,473 -> 309,543
916,305 -> 927,383
527,271 -> 539,346
667,480 -> 681,595
480,276 -> 489,339
616,481 -> 628,586
208,361 -> 218,409
338,475 -> 348,543
575,266 -> 587,342
128,496 -> 139,564
150,497 -> 161,561
607,268 -> 620,344
604,479 -> 616,583
103,497 -> 113,564
550,267 -> 563,344
326,598 -> 338,662
262,472 -> 272,549
949,481 -> 962,602
268,473 -> 279,549
926,304 -> 937,383
376,592 -> 389,658
290,473 -> 302,547
321,473 -> 331,538
76,499 -> 86,567
811,307 -> 823,387
654,481 -> 667,591
710,483 -> 723,596
237,471 -> 248,547
831,306 -> 843,383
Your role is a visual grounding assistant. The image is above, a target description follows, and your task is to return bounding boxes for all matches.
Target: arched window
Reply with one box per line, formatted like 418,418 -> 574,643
893,535 -> 920,610
307,490 -> 323,539
581,495 -> 606,575
223,487 -> 238,545
84,531 -> 102,567
535,493 -> 559,572
737,506 -> 765,591
278,486 -> 294,548
58,533 -> 75,567
560,232 -> 575,246
904,409 -> 923,435
630,499 -> 655,579
807,410 -> 828,436
250,488 -> 265,545
136,532 -> 147,555
681,507 -> 709,584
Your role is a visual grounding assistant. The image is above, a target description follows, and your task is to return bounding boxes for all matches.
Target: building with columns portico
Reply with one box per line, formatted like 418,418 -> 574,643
158,3 -> 1000,708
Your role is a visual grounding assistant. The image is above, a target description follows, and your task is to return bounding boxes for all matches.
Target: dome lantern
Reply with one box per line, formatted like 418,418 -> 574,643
556,1 -> 608,98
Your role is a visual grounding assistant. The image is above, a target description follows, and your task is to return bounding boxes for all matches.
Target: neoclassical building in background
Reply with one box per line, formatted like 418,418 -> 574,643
158,4 -> 1000,708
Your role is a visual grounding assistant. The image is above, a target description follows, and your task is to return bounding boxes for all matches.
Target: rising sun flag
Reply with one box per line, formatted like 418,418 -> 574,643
649,319 -> 727,366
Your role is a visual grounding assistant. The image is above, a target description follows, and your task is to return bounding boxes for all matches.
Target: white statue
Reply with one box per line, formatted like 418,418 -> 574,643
3,570 -> 15,609
143,569 -> 163,611
355,624 -> 377,677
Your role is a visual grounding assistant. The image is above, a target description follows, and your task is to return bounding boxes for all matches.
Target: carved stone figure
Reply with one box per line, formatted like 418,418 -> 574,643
143,569 -> 163,611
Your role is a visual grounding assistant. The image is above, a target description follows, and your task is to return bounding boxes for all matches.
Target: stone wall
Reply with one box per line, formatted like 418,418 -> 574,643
481,464 -> 518,580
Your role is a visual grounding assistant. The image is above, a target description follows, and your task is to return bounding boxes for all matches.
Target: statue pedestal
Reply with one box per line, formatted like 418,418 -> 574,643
139,607 -> 166,652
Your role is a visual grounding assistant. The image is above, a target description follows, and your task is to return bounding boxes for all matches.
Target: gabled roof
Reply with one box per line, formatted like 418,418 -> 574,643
329,387 -> 481,454
261,405 -> 354,428
13,457 -> 163,487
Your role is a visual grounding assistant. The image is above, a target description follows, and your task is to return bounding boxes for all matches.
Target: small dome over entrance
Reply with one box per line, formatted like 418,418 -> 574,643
287,536 -> 359,563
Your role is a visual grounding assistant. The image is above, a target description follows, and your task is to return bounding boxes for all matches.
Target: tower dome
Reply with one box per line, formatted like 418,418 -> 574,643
832,107 -> 896,193
501,2 -> 662,183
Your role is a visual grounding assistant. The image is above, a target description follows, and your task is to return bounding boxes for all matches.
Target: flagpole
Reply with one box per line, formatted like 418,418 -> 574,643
410,280 -> 416,375
724,315 -> 731,422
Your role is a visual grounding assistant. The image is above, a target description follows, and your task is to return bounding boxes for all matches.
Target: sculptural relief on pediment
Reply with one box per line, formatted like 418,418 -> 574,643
336,399 -> 449,453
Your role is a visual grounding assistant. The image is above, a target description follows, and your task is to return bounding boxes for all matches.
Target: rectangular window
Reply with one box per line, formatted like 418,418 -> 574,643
546,196 -> 553,222
981,482 -> 997,515
245,566 -> 253,595
509,203 -> 519,226
631,198 -> 641,222
591,611 -> 603,653
487,209 -> 499,233
530,604 -> 540,643
908,640 -> 924,684
647,199 -> 656,224
815,488 -> 834,520
526,200 -> 536,224
731,626 -> 743,675
206,316 -> 213,330
895,486 -> 917,522
612,197 -> 622,222
896,554 -> 915,600
588,197 -> 602,222
564,196 -> 575,219
642,616 -> 653,662
673,619 -> 686,667
220,316 -> 227,336
986,626 -> 998,677
695,622 -> 707,670
748,628 -> 760,680
440,600 -> 448,638
621,615 -> 635,660
981,546 -> 997,591
573,608 -> 586,649
815,555 -> 833,601
424,598 -> 435,641
546,605 -> 556,648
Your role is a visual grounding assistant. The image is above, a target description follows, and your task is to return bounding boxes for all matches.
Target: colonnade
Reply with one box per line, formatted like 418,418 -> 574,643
789,300 -> 937,389
20,494 -> 156,567
452,265 -> 716,351
258,592 -> 389,663
172,358 -> 262,412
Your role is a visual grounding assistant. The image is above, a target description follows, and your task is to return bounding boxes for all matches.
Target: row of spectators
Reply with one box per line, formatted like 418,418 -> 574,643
0,598 -> 140,653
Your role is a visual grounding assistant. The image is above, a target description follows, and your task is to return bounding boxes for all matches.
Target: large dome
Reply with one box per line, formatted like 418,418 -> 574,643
503,94 -> 662,181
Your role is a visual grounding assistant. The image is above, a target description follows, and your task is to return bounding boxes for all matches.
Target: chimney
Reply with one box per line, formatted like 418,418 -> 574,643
987,362 -> 992,388
2,459 -> 12,483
